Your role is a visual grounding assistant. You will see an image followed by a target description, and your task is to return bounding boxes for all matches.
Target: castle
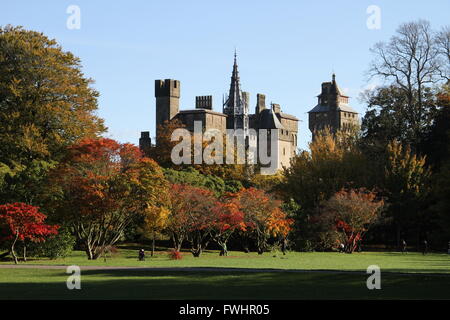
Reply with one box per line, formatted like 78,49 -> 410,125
308,74 -> 359,139
139,55 -> 359,170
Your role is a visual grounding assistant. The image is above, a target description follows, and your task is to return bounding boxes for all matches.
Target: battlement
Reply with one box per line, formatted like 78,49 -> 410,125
155,79 -> 180,98
195,95 -> 213,110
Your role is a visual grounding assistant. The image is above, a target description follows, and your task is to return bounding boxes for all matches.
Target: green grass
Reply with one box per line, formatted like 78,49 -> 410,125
1,245 -> 449,274
1,246 -> 449,299
1,268 -> 449,300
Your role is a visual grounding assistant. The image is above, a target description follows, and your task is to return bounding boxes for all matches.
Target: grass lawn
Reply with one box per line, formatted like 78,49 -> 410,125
1,268 -> 449,300
1,244 -> 449,274
1,245 -> 449,299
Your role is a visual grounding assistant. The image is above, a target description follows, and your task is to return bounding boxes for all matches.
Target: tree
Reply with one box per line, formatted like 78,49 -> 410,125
130,157 -> 170,256
421,84 -> 450,168
142,206 -> 170,257
164,167 -> 227,196
282,128 -> 372,250
368,20 -> 443,149
316,189 -> 384,253
210,200 -> 246,256
361,85 -> 438,151
50,138 -> 167,259
424,85 -> 450,246
166,184 -> 217,257
0,26 -> 105,205
231,188 -> 292,254
432,160 -> 450,245
284,128 -> 369,212
0,202 -> 58,264
384,140 -> 431,246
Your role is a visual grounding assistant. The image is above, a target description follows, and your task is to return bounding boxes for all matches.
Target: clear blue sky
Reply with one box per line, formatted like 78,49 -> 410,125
2,0 -> 449,150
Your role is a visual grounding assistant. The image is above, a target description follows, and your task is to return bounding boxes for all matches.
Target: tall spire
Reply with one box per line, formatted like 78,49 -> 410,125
224,50 -> 243,116
223,50 -> 249,132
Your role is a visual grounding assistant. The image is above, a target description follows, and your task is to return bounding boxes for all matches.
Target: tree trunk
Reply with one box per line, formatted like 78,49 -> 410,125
23,245 -> 27,262
219,242 -> 228,256
172,233 -> 183,252
151,230 -> 155,257
85,243 -> 94,260
191,248 -> 202,257
257,235 -> 265,255
11,231 -> 19,265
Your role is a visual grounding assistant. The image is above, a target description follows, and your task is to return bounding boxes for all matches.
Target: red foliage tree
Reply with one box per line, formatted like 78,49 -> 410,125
166,184 -> 217,257
0,203 -> 58,264
211,200 -> 246,256
318,188 -> 384,253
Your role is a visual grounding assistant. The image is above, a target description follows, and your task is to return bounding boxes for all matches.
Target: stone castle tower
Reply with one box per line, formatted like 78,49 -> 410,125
155,79 -> 180,136
308,74 -> 359,140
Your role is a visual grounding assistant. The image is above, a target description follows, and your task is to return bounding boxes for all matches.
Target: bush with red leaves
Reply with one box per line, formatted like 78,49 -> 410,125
168,249 -> 183,260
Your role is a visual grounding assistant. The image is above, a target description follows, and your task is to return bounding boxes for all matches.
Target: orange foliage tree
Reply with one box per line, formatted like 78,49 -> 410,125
50,138 -> 167,259
231,188 -> 293,254
166,184 -> 217,257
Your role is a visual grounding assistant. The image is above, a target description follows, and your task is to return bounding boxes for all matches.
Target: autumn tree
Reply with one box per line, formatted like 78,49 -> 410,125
165,184 -> 190,252
283,128 -> 369,212
282,128 -> 380,250
210,200 -> 246,256
0,203 -> 58,264
142,206 -> 170,257
232,188 -> 292,254
50,138 -> 167,259
166,184 -> 216,257
316,189 -> 384,253
0,26 -> 105,205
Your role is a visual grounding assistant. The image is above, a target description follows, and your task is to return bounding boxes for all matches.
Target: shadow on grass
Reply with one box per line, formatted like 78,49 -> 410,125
1,269 -> 450,300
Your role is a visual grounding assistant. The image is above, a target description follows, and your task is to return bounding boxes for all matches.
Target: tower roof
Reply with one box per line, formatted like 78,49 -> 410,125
308,74 -> 358,113
223,51 -> 244,115
258,108 -> 285,129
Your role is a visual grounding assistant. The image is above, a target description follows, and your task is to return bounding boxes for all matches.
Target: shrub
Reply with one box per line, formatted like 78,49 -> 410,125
168,249 -> 183,260
30,228 -> 75,259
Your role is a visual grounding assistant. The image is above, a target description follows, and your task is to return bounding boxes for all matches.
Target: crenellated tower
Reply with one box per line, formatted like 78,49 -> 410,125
155,79 -> 180,140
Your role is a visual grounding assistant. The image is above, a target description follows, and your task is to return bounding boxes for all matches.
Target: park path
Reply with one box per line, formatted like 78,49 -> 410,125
0,264 -> 449,277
